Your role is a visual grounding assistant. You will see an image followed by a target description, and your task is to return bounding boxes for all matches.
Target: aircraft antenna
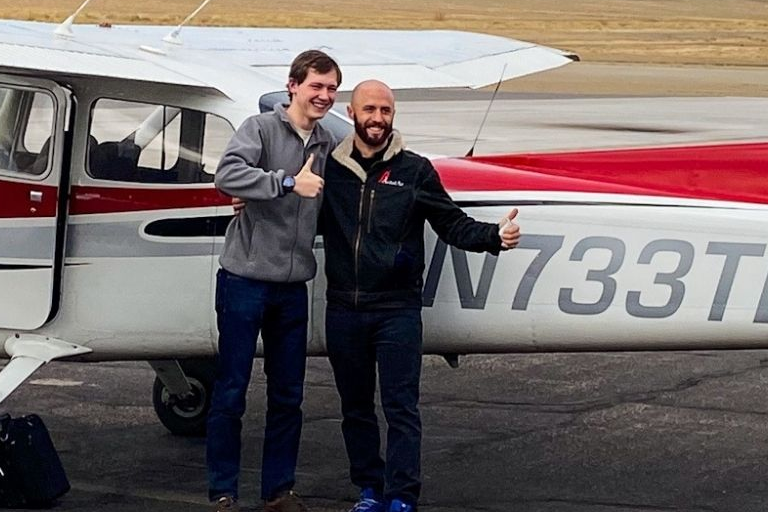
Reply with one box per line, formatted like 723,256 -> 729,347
54,0 -> 94,38
465,63 -> 507,158
163,0 -> 214,45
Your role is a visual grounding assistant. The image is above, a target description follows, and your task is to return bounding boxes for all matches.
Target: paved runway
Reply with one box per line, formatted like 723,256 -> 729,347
394,95 -> 768,155
8,351 -> 768,512
3,93 -> 768,512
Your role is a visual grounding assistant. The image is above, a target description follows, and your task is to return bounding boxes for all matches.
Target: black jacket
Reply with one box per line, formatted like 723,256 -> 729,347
320,131 -> 501,310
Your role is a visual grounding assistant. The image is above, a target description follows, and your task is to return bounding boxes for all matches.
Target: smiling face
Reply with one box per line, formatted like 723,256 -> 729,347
286,67 -> 339,130
348,80 -> 395,154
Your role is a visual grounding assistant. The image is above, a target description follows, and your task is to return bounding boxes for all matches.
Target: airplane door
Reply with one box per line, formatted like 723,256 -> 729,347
0,75 -> 71,330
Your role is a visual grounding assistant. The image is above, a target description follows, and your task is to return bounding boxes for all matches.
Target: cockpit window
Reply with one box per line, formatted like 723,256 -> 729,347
0,87 -> 55,177
88,99 -> 234,184
258,91 -> 353,140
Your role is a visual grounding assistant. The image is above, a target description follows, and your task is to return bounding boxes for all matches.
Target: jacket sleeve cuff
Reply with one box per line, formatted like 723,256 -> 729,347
488,224 -> 502,255
275,168 -> 287,197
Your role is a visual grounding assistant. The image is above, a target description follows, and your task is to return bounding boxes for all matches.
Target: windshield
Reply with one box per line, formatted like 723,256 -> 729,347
258,91 -> 352,141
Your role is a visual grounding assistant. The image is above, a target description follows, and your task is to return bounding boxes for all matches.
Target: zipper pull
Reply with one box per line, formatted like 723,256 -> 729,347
367,189 -> 376,234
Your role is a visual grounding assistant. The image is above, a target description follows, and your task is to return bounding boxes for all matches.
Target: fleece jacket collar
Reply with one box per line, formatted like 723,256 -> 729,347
273,103 -> 333,146
331,130 -> 406,182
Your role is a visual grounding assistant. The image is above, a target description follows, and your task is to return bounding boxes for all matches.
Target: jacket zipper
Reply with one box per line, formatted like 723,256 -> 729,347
288,141 -> 319,281
354,162 -> 386,307
287,200 -> 301,281
353,183 -> 365,308
367,189 -> 376,234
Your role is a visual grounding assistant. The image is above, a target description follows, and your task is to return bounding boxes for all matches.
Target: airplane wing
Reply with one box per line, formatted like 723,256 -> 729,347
187,26 -> 578,90
0,21 -> 576,96
0,21 -> 224,94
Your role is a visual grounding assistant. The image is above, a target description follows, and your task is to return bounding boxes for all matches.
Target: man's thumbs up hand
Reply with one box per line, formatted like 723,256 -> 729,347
499,208 -> 521,250
293,154 -> 324,198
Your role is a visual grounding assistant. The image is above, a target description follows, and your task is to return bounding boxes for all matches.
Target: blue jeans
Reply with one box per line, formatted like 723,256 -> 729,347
326,305 -> 423,507
207,269 -> 308,501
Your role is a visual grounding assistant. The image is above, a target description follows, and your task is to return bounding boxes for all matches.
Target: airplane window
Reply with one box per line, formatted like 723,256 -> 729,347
0,87 -> 54,176
24,94 -> 55,154
258,91 -> 353,141
138,108 -> 181,171
89,99 -> 233,184
202,115 -> 236,176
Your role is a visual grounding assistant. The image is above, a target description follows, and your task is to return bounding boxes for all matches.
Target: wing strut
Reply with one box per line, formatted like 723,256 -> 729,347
466,63 -> 507,157
0,335 -> 92,403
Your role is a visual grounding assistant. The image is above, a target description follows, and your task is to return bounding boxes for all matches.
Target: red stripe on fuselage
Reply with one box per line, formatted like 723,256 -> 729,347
0,180 -> 58,218
3,142 -> 766,218
69,185 -> 230,215
443,141 -> 768,204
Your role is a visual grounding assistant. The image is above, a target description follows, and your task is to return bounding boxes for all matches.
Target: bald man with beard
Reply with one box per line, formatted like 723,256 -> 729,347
320,80 -> 521,512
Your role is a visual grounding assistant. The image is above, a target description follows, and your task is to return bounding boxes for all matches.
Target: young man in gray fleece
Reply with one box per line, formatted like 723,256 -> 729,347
208,50 -> 341,512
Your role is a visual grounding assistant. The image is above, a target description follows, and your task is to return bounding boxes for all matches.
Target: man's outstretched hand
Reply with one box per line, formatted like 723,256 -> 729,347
498,208 -> 521,250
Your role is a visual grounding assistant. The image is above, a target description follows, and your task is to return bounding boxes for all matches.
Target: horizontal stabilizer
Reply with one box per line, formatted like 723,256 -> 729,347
461,141 -> 768,205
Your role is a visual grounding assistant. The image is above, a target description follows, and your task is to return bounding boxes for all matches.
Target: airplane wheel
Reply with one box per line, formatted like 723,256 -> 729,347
152,360 -> 215,437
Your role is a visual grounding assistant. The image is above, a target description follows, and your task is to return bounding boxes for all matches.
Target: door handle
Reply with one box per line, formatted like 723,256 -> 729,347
30,190 -> 43,203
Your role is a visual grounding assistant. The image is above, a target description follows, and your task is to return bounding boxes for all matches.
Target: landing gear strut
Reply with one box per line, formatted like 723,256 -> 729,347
151,359 -> 216,437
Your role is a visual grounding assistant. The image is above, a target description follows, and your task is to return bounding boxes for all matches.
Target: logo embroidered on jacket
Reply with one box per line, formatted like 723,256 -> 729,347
378,169 -> 404,187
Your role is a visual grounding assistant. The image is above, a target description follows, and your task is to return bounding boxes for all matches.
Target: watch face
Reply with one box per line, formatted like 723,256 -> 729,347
282,175 -> 295,193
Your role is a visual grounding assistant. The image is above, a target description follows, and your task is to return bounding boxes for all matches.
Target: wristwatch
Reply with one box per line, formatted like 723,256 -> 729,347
282,175 -> 296,195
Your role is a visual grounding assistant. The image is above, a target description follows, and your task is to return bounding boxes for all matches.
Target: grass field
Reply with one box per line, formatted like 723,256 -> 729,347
2,0 -> 768,66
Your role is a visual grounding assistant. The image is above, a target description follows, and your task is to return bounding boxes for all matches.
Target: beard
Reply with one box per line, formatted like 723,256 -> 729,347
353,116 -> 392,147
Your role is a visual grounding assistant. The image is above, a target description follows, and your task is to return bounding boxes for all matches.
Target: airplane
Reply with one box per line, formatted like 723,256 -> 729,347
0,4 -> 766,439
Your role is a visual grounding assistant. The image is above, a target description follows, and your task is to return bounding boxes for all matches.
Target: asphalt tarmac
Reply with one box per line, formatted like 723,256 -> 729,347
3,93 -> 768,512
7,351 -> 768,512
394,95 -> 768,155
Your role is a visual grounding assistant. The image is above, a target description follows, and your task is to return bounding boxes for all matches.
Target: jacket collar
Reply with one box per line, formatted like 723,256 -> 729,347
273,103 -> 333,146
332,130 -> 405,182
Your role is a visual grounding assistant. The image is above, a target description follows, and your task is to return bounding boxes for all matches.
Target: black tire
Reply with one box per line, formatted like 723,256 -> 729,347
152,359 -> 216,437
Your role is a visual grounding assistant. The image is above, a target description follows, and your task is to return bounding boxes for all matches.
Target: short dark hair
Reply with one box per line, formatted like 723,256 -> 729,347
287,50 -> 342,100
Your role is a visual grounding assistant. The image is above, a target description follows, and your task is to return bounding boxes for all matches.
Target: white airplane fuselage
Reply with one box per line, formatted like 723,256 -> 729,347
1,62 -> 766,360
0,23 -> 767,368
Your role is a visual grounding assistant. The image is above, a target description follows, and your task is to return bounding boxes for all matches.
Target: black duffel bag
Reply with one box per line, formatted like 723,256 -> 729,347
0,414 -> 70,508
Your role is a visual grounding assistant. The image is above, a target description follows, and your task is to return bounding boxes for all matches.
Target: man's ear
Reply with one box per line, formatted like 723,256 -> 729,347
287,78 -> 298,95
347,105 -> 354,119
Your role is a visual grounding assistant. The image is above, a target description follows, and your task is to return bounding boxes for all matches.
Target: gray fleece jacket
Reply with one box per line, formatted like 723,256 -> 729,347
215,103 -> 335,283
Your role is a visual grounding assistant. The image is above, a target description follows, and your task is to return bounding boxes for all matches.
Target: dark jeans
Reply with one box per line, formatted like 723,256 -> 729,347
326,304 -> 423,506
207,269 -> 308,501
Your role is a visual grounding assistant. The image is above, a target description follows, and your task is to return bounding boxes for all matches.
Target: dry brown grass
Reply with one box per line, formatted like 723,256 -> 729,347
2,0 -> 768,66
